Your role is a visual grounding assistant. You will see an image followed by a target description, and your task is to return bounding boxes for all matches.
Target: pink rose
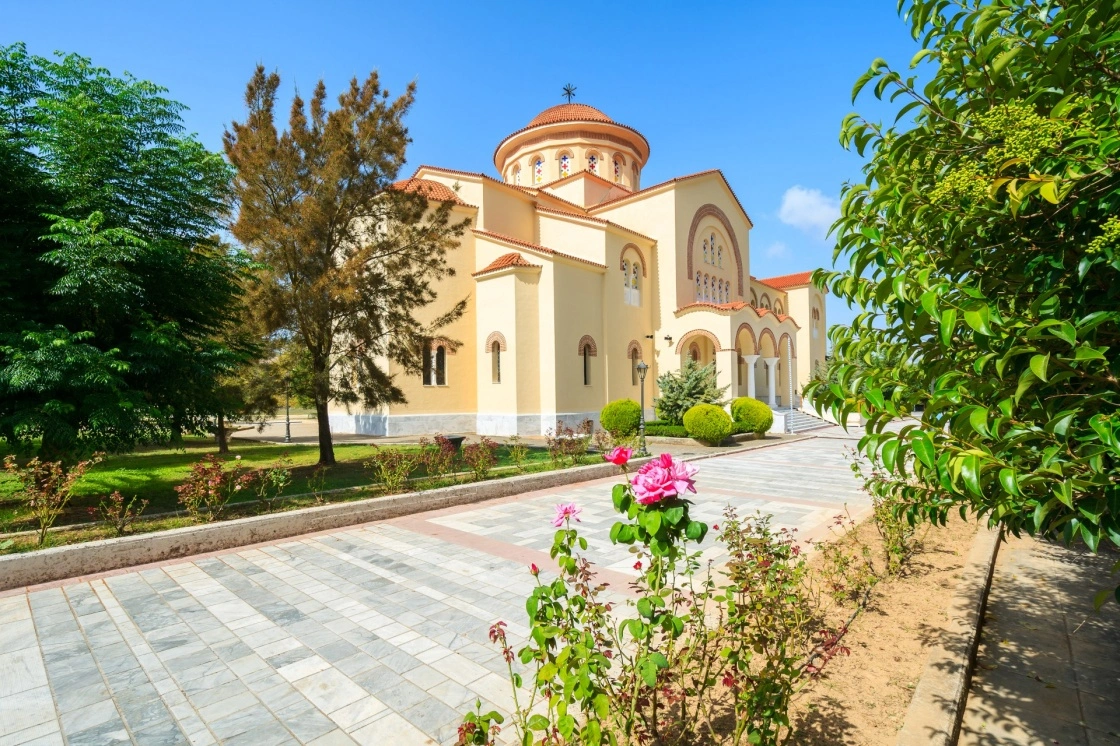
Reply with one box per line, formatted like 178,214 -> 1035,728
631,453 -> 698,505
552,502 -> 582,527
604,447 -> 632,466
529,563 -> 540,575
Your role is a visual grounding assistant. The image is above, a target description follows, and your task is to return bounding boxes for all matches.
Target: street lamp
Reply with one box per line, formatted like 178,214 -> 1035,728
636,361 -> 650,457
283,375 -> 292,444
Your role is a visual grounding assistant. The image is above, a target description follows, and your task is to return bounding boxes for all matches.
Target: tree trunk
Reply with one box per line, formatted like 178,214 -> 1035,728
315,397 -> 335,465
216,412 -> 229,454
170,407 -> 184,447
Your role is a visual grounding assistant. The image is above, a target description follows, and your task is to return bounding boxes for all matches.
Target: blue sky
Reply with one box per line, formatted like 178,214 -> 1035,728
4,1 -> 922,327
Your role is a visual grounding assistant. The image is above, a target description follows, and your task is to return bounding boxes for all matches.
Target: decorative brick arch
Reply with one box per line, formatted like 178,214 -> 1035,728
619,244 -> 647,277
734,323 -> 757,354
686,204 -> 744,297
778,332 -> 796,357
428,337 -> 458,354
577,335 -> 598,356
626,339 -> 643,359
674,329 -> 724,354
758,328 -> 778,356
485,331 -> 507,352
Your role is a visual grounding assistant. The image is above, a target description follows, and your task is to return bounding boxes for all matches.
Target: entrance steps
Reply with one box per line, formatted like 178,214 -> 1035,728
773,407 -> 832,433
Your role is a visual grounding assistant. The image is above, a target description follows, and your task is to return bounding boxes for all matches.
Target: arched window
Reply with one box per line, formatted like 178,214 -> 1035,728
703,275 -> 710,302
696,275 -> 702,301
512,165 -> 521,185
751,290 -> 758,306
587,153 -> 598,174
622,259 -> 632,305
760,294 -> 771,311
613,157 -> 622,183
491,341 -> 501,383
631,163 -> 639,188
689,343 -> 700,363
434,345 -> 446,386
582,343 -> 592,385
630,347 -> 640,385
703,239 -> 709,265
533,157 -> 544,184
717,246 -> 723,268
775,301 -> 784,315
630,262 -> 640,306
812,307 -> 822,339
560,153 -> 571,178
719,280 -> 725,303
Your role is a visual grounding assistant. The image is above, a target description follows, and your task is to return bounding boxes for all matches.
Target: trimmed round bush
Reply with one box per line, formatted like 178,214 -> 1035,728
731,397 -> 774,435
600,398 -> 642,437
683,403 -> 733,446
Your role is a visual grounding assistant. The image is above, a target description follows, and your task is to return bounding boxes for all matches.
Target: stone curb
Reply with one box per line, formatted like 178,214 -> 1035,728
0,458 -> 644,592
895,525 -> 1003,746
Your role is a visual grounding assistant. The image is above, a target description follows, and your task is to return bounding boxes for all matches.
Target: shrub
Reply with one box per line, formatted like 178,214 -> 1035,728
731,397 -> 774,435
599,399 -> 641,437
364,447 -> 418,493
461,437 -> 499,481
419,435 -> 459,481
683,403 -> 733,445
504,435 -> 529,472
643,421 -> 689,438
253,455 -> 294,512
174,455 -> 254,523
545,420 -> 593,467
654,359 -> 729,425
96,490 -> 149,537
4,454 -> 102,544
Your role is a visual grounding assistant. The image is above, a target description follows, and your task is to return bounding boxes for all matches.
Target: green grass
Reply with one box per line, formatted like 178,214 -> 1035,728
0,436 -> 552,532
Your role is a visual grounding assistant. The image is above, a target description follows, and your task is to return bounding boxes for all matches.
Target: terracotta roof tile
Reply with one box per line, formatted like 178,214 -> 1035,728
588,169 -> 753,226
528,103 -> 613,128
756,271 -> 814,290
676,301 -> 749,313
471,230 -> 607,270
390,177 -> 472,206
472,252 -> 540,277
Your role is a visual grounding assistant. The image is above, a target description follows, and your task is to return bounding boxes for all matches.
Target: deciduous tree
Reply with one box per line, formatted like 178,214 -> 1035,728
807,0 -> 1120,602
224,66 -> 467,465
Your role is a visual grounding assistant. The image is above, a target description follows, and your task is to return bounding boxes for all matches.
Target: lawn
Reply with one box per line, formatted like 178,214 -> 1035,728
0,435 -> 553,533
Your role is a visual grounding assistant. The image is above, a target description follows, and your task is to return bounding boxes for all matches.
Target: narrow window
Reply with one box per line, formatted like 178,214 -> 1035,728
718,246 -> 723,268
689,343 -> 700,363
560,153 -> 571,178
630,262 -> 640,306
703,239 -> 709,265
631,348 -> 640,385
422,346 -> 433,385
704,275 -> 710,302
534,158 -> 543,184
491,341 -> 501,383
622,259 -> 631,305
582,344 -> 591,385
435,345 -> 446,386
588,153 -> 598,174
613,158 -> 622,183
513,165 -> 521,185
696,275 -> 702,301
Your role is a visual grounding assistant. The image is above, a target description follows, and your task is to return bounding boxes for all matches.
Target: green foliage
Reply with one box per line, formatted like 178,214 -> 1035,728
364,447 -> 418,493
456,699 -> 503,745
807,0 -> 1120,602
731,397 -> 774,435
173,455 -> 254,523
0,44 -> 248,457
505,435 -> 529,472
643,421 -> 689,438
3,453 -> 101,544
599,398 -> 642,437
96,490 -> 149,537
683,403 -> 733,445
654,359 -> 729,425
461,437 -> 499,481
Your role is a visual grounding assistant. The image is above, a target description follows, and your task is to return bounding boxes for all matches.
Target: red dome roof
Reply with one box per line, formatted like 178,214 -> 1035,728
527,103 -> 613,128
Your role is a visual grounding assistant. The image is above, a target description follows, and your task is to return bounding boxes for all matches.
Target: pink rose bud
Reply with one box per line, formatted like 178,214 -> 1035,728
529,563 -> 540,575
604,446 -> 633,466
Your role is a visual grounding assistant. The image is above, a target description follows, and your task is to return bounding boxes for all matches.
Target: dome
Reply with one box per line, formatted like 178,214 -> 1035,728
526,103 -> 614,128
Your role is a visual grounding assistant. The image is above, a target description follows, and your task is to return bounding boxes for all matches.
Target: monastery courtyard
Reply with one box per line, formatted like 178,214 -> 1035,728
0,432 -> 868,746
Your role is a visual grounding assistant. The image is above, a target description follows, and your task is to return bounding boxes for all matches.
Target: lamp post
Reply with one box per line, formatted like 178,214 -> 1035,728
636,361 -> 650,457
283,375 -> 292,444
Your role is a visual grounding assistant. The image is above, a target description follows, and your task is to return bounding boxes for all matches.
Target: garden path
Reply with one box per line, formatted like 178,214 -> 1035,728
0,433 -> 868,746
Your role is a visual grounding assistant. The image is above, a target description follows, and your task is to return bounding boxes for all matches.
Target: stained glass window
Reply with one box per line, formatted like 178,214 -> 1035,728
703,239 -> 709,264
704,275 -> 709,302
513,165 -> 521,185
717,246 -> 723,268
534,158 -> 543,184
614,158 -> 622,183
631,262 -> 639,306
560,154 -> 571,177
588,154 -> 598,174
696,275 -> 702,300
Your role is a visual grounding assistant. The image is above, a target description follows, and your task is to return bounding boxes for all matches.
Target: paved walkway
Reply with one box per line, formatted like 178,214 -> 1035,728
0,434 -> 868,746
962,535 -> 1120,745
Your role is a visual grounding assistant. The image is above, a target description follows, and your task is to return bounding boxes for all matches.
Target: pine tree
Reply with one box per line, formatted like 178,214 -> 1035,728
224,66 -> 468,465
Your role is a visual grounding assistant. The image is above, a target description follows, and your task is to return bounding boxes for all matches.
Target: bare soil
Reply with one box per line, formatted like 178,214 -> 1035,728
790,516 -> 979,745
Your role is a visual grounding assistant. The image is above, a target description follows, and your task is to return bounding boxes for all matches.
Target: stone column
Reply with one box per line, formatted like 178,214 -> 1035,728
743,354 -> 760,400
715,349 -> 737,412
763,357 -> 779,407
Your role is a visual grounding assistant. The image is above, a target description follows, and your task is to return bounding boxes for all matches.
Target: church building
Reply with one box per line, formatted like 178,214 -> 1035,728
328,103 -> 827,436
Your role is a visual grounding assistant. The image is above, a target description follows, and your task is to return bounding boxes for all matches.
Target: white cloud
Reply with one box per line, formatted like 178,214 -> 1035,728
778,186 -> 840,239
765,241 -> 788,258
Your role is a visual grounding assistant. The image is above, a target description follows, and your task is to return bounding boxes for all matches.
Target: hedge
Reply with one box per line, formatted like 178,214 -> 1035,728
731,397 -> 773,435
683,404 -> 733,446
599,399 -> 642,437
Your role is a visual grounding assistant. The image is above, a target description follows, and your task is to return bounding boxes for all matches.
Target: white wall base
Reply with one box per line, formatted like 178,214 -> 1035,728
769,411 -> 787,434
329,411 -> 602,437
